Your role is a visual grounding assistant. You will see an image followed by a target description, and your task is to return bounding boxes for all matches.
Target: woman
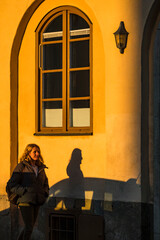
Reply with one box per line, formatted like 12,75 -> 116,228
8,143 -> 49,240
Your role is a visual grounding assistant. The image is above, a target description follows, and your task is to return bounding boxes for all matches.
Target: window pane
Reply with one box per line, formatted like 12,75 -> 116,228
60,232 -> 66,240
43,72 -> 62,99
70,40 -> 89,68
67,232 -> 74,240
67,218 -> 74,231
43,43 -> 62,70
52,230 -> 59,240
43,15 -> 62,42
69,100 -> 90,127
70,14 -> 90,39
42,101 -> 62,127
70,14 -> 89,30
60,217 -> 66,230
51,216 -> 59,229
70,70 -> 90,97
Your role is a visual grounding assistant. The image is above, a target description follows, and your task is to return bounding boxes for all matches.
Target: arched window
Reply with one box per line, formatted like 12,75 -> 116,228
35,7 -> 92,134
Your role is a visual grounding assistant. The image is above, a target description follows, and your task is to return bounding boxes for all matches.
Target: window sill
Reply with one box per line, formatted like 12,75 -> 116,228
34,132 -> 93,136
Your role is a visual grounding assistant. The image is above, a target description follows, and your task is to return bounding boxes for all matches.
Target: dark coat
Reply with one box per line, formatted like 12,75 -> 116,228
8,160 -> 49,205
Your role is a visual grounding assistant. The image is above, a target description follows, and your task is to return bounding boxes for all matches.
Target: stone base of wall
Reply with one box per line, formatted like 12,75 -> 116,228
104,202 -> 141,240
0,197 -> 153,240
0,195 -> 10,239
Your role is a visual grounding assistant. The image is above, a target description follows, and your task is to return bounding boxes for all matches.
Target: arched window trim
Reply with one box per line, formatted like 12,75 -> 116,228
35,6 -> 93,135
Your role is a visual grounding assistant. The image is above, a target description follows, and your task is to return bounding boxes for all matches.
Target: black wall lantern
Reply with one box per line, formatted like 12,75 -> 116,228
114,21 -> 129,54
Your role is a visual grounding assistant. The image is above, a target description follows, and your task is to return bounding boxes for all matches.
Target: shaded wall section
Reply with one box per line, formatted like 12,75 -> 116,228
47,176 -> 141,240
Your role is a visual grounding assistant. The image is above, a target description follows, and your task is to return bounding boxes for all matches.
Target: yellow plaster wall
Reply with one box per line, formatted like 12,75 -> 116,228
0,0 -> 155,206
0,0 -> 35,200
18,0 -> 154,192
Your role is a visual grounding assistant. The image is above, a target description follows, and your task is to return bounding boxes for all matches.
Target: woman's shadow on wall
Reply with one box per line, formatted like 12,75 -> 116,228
65,148 -> 85,209
47,148 -> 86,210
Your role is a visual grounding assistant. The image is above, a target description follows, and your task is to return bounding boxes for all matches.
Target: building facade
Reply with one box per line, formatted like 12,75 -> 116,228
0,0 -> 160,239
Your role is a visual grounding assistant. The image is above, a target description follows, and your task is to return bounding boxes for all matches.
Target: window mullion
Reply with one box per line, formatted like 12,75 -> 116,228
66,10 -> 70,131
90,23 -> 93,131
62,10 -> 67,132
39,34 -> 43,131
40,70 -> 43,131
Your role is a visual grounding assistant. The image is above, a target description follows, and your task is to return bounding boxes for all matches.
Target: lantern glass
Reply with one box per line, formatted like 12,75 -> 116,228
115,34 -> 127,48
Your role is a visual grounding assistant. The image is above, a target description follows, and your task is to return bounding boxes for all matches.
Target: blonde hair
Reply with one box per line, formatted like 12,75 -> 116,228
20,143 -> 44,165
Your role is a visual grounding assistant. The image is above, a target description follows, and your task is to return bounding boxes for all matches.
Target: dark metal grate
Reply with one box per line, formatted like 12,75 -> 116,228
49,214 -> 75,240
